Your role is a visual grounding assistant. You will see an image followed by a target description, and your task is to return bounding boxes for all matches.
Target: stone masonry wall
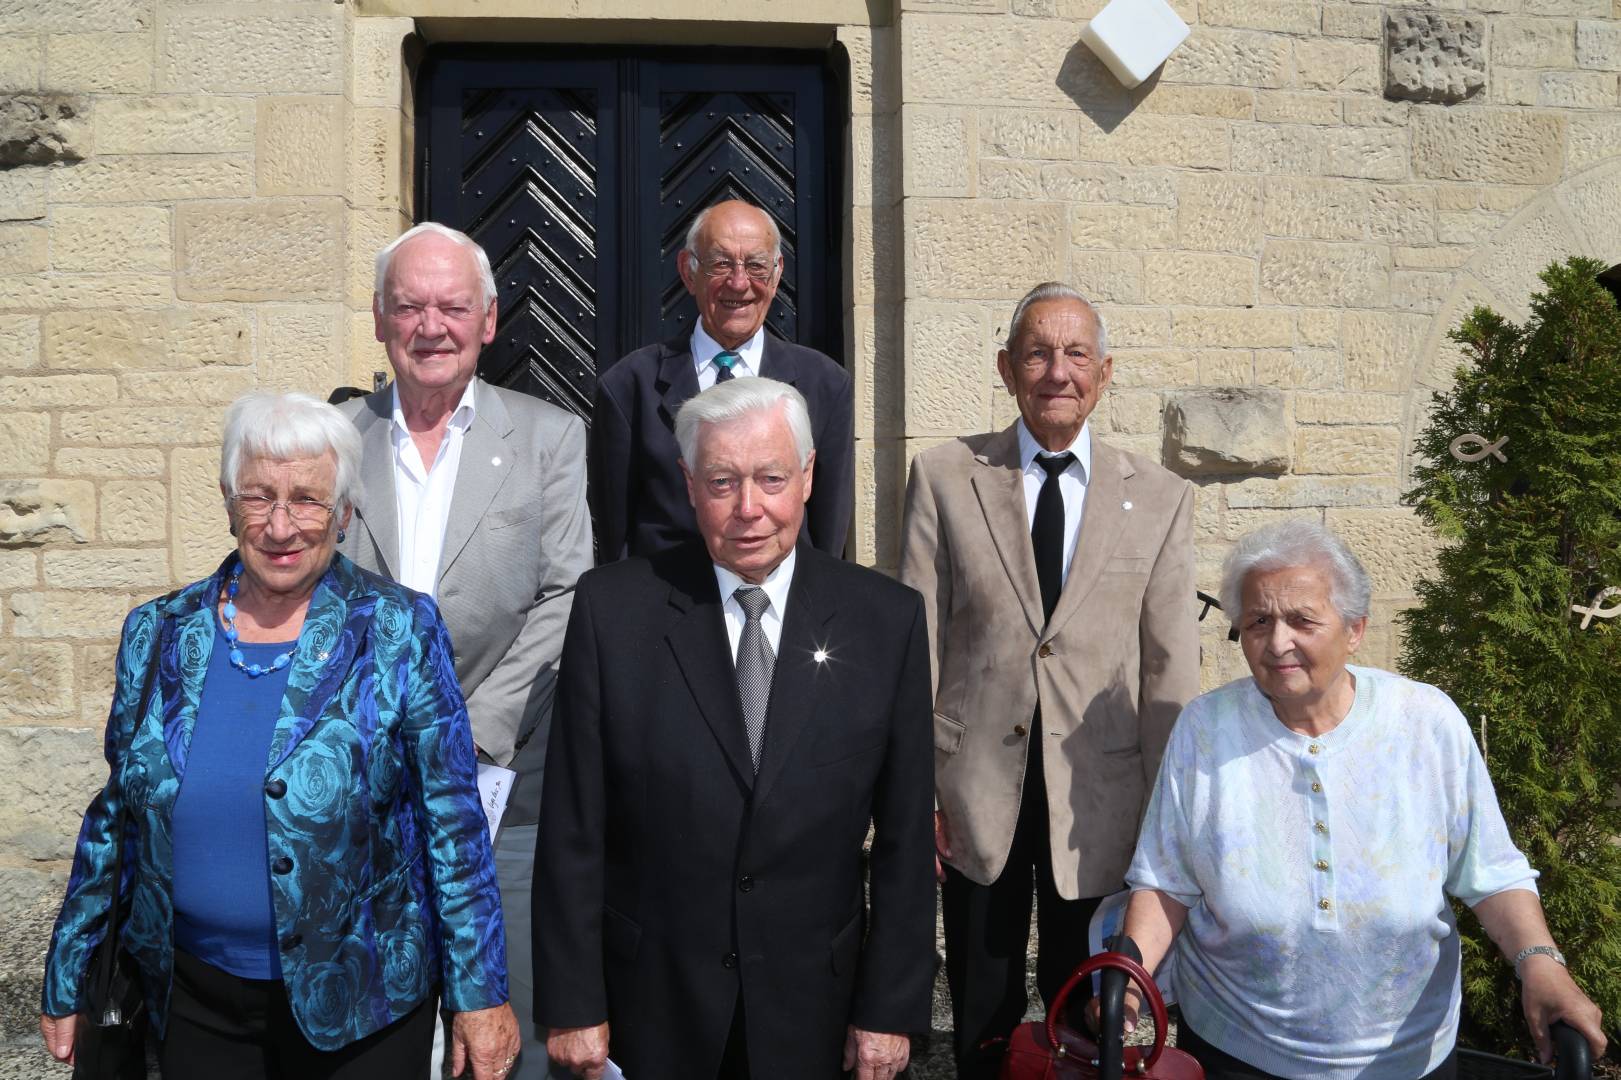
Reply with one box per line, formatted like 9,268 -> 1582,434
891,0 -> 1621,689
0,0 -> 416,1040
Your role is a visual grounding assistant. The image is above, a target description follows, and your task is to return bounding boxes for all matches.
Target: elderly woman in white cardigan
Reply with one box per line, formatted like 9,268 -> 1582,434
1117,520 -> 1604,1080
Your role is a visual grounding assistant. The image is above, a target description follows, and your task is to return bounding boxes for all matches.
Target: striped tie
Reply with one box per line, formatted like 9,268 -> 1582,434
733,585 -> 775,771
713,350 -> 739,382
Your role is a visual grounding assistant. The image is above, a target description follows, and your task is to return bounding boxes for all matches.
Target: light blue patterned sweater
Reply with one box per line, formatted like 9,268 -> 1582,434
1127,666 -> 1536,1079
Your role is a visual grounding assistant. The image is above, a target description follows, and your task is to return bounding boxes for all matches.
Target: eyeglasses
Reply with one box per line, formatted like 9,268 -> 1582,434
699,257 -> 778,283
230,494 -> 335,527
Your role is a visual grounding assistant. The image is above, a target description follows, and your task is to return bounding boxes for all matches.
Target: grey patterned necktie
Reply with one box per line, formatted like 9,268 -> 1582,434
733,585 -> 776,772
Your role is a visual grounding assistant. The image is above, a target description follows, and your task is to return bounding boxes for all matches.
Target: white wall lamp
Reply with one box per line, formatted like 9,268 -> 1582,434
1079,0 -> 1191,89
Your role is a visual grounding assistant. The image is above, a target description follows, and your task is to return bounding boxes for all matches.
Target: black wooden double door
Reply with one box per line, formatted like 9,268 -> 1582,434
418,47 -> 845,424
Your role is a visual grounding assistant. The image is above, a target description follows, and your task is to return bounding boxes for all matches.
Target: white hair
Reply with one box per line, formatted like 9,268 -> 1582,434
1005,281 -> 1109,356
674,377 -> 813,469
1220,519 -> 1373,625
220,392 -> 363,513
374,222 -> 498,308
683,201 -> 783,264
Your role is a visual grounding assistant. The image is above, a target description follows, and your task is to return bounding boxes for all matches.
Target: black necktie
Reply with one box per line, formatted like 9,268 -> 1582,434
713,350 -> 739,382
1032,453 -> 1074,624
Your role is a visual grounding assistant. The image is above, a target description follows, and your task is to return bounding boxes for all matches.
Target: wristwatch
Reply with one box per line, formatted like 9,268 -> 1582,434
1513,944 -> 1567,980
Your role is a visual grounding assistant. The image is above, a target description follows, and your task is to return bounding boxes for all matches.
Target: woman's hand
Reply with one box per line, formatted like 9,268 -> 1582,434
1519,956 -> 1607,1065
40,1014 -> 78,1064
451,1003 -> 521,1079
1083,985 -> 1144,1036
934,809 -> 952,884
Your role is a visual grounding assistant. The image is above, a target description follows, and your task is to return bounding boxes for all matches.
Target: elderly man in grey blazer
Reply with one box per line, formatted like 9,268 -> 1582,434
900,282 -> 1198,1080
338,222 -> 592,1080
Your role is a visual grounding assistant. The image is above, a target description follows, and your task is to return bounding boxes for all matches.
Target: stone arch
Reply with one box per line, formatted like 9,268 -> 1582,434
1400,157 -> 1621,486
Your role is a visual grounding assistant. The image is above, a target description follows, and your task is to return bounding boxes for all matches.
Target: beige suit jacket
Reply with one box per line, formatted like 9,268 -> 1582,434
899,424 -> 1199,899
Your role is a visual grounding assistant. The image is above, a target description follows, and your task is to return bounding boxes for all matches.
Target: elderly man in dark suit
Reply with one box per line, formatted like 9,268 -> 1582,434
589,198 -> 854,560
338,222 -> 593,1080
900,282 -> 1199,1079
538,377 -> 935,1080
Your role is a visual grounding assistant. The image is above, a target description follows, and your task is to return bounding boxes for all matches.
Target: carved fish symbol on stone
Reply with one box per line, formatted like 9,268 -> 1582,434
1448,433 -> 1509,463
1571,586 -> 1621,630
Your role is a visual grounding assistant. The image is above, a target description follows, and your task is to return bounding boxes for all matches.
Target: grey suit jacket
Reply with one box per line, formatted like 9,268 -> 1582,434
338,379 -> 593,824
899,424 -> 1199,898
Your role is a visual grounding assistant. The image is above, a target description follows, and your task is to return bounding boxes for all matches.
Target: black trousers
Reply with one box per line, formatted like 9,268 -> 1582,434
1176,1018 -> 1459,1080
159,949 -> 436,1080
941,711 -> 1107,1080
716,992 -> 750,1080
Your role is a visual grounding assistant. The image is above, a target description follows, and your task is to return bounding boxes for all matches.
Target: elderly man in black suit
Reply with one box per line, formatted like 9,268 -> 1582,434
537,377 -> 935,1080
589,198 -> 854,560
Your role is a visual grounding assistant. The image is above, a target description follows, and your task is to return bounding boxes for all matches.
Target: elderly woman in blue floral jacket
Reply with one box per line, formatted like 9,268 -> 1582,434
40,391 -> 519,1080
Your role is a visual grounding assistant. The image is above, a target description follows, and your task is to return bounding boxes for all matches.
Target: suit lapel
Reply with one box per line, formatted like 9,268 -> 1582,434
267,560 -> 375,770
665,555 -> 755,789
159,583 -> 219,784
1045,436 -> 1131,640
752,551 -> 834,807
757,334 -> 796,386
970,426 -> 1044,637
353,394 -> 400,578
438,381 -> 514,584
655,338 -> 700,433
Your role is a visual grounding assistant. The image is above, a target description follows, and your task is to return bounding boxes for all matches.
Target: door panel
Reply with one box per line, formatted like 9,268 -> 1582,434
418,47 -> 843,424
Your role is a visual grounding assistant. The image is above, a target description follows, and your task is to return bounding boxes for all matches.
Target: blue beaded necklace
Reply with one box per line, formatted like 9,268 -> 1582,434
219,566 -> 295,677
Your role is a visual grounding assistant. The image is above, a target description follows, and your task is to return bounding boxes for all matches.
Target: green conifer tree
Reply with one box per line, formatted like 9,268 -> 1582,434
1400,257 -> 1621,1054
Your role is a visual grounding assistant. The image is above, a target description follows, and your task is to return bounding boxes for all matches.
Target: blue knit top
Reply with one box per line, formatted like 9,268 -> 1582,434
170,619 -> 294,980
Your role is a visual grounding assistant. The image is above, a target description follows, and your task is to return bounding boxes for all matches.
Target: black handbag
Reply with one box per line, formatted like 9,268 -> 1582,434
73,610 -> 168,1080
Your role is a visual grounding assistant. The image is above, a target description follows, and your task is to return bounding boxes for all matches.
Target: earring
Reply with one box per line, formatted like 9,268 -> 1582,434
337,528 -> 347,543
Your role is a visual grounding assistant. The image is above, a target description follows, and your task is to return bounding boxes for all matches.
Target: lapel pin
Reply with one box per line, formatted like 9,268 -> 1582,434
1122,500 -> 1133,511
491,456 -> 502,467
813,648 -> 829,664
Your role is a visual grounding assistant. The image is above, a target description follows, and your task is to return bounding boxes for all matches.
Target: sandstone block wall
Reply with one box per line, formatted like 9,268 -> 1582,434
0,1 -> 414,1035
892,0 -> 1621,688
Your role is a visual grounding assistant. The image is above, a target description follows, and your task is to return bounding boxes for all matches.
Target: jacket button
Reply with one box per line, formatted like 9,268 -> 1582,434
272,856 -> 293,875
722,952 -> 738,969
738,875 -> 754,893
1038,643 -> 1053,658
1013,724 -> 1027,737
264,779 -> 287,799
280,933 -> 302,951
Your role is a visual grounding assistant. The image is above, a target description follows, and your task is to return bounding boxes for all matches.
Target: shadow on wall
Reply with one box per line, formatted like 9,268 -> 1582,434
1057,38 -> 1162,135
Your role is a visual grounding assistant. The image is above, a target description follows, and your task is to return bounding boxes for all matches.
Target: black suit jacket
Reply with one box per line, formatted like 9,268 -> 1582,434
534,544 -> 936,1079
589,334 -> 855,561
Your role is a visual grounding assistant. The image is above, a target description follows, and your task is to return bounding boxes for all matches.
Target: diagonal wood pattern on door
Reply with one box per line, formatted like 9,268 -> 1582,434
459,85 -> 603,417
656,91 -> 798,345
420,48 -> 843,426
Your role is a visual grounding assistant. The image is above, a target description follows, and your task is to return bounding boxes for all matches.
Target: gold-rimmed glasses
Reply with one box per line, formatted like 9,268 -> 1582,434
698,256 -> 778,283
230,494 -> 335,528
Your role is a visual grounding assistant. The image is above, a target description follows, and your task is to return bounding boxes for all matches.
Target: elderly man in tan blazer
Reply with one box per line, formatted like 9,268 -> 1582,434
899,281 -> 1198,1079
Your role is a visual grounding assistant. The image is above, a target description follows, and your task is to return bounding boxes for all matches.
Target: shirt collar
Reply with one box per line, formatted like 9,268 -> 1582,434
691,322 -> 765,379
714,546 -> 796,617
390,378 -> 479,444
1016,418 -> 1092,482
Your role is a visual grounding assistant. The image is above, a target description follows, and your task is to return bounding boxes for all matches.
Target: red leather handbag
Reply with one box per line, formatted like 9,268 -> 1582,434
998,952 -> 1204,1080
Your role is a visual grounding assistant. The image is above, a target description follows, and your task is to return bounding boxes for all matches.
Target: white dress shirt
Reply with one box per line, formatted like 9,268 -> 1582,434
692,323 -> 765,390
1017,419 -> 1092,588
390,379 -> 478,598
714,547 -> 795,662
